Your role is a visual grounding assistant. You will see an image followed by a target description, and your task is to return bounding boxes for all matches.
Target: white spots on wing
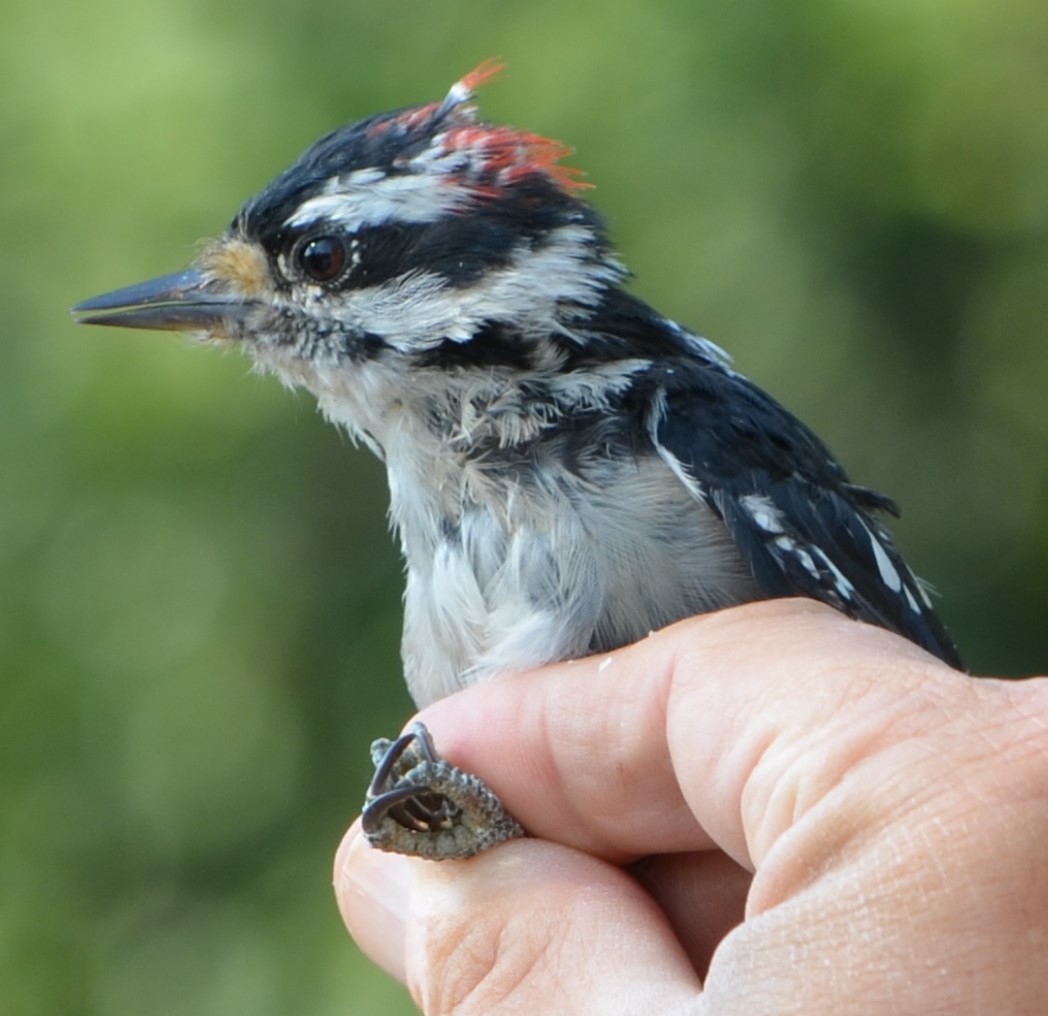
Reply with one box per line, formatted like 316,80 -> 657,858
767,530 -> 857,605
862,518 -> 935,619
774,535 -> 817,578
905,586 -> 921,613
740,494 -> 785,535
865,522 -> 903,593
647,398 -> 874,612
811,546 -> 857,600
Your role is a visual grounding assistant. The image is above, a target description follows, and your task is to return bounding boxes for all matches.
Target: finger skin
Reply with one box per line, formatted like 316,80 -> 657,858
630,851 -> 751,979
337,828 -> 702,1014
336,600 -> 1048,1013
416,599 -> 956,865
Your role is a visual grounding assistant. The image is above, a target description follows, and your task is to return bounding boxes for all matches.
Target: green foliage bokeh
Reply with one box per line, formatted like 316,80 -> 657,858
4,1 -> 1047,1012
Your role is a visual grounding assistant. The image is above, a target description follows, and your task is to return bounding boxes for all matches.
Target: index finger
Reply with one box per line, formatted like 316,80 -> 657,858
414,599 -> 962,867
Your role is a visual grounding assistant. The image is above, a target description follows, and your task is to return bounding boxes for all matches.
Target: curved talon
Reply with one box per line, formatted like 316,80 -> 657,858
362,721 -> 526,860
367,723 -> 437,790
362,782 -> 462,836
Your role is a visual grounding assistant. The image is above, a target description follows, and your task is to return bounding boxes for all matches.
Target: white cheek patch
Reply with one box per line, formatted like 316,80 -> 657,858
322,223 -> 622,352
328,271 -> 453,344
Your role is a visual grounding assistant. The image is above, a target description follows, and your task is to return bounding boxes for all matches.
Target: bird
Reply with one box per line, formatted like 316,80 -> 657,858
74,61 -> 961,858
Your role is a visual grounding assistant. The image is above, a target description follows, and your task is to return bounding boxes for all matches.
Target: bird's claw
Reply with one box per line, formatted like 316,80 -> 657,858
361,721 -> 525,860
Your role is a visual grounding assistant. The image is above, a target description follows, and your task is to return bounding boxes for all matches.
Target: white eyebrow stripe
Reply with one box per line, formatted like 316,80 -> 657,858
284,168 -> 467,231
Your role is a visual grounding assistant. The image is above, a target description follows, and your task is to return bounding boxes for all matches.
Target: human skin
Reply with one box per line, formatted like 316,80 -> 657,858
334,599 -> 1048,1014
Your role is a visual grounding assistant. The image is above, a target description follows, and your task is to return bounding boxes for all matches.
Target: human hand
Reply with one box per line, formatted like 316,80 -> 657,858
334,599 -> 1048,1014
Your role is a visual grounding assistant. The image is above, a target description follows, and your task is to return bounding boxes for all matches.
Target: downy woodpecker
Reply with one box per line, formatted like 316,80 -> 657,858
74,63 -> 962,859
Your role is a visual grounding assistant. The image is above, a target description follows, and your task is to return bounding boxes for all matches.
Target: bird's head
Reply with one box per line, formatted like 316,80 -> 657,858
75,63 -> 630,445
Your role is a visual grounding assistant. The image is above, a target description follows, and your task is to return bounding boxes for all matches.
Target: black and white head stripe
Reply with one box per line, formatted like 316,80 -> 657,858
237,61 -> 590,251
212,61 -> 626,365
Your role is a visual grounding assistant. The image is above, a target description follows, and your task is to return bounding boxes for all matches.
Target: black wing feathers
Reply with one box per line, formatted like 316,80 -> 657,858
650,353 -> 963,669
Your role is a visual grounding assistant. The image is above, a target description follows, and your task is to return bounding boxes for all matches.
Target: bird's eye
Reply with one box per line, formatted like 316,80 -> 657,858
298,235 -> 346,282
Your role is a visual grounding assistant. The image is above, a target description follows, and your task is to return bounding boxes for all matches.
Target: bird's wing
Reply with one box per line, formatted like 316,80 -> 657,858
647,362 -> 963,669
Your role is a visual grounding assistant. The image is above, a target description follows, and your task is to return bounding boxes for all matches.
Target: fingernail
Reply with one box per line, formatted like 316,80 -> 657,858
334,825 -> 412,982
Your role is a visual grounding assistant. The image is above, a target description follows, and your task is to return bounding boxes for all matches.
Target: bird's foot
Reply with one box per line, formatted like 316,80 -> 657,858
362,721 -> 525,860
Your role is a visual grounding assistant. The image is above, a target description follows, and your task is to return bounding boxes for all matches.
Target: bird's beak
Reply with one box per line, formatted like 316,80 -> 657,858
72,268 -> 250,337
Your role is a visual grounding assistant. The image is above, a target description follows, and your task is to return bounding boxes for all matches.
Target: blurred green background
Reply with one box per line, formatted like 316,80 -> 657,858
4,0 -> 1047,1012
